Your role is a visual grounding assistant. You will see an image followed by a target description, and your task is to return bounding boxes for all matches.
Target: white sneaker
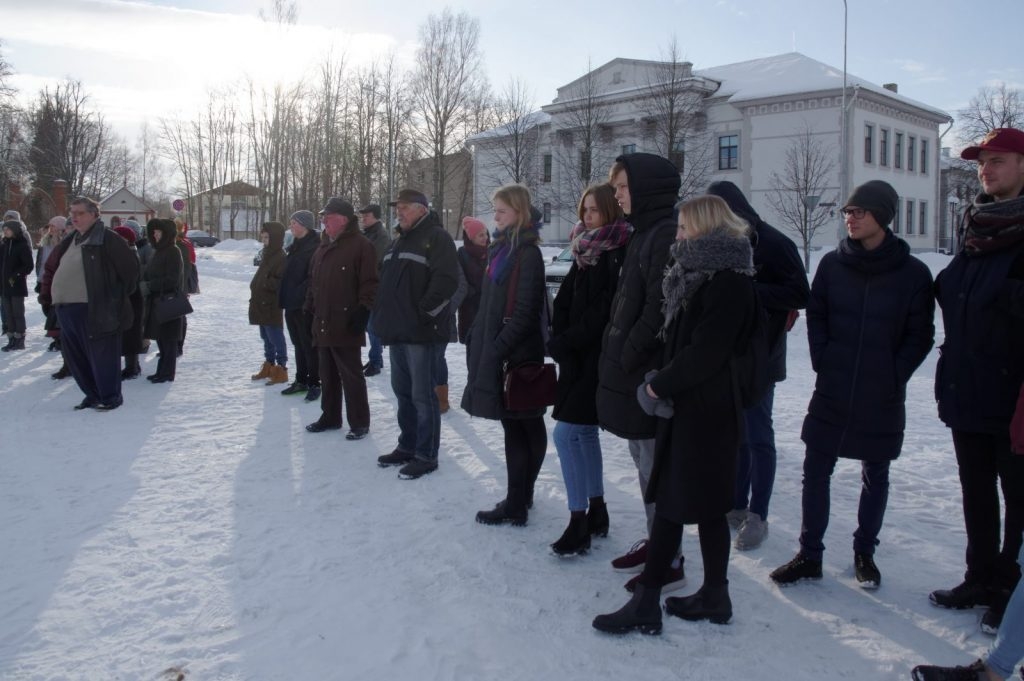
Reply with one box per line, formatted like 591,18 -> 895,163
734,514 -> 768,550
726,508 -> 748,530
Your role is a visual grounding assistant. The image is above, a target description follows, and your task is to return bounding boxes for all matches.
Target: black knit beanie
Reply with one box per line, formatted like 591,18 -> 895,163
843,180 -> 898,227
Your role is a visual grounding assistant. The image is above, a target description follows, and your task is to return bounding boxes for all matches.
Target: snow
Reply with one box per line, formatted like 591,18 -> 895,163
0,245 -> 1013,681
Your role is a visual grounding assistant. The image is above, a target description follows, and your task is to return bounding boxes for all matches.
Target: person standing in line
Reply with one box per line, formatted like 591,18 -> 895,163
707,180 -> 810,550
547,184 -> 628,555
304,198 -> 378,440
0,219 -> 34,351
35,216 -> 67,356
456,216 -> 489,363
930,128 -> 1024,635
770,180 -> 935,589
112,225 -> 144,379
358,203 -> 391,378
593,195 -> 757,634
278,210 -> 322,402
142,219 -> 184,383
173,217 -> 197,356
46,196 -> 138,410
462,184 -> 548,526
372,189 -> 459,480
248,222 -> 289,387
595,153 -> 685,593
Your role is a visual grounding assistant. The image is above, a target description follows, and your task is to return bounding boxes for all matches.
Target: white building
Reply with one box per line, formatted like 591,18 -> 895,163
99,187 -> 155,226
470,52 -> 953,252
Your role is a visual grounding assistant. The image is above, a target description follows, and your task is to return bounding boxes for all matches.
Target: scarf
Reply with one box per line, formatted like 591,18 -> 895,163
836,228 -> 908,275
569,219 -> 630,268
963,194 -> 1024,255
487,225 -> 541,282
660,229 -> 754,339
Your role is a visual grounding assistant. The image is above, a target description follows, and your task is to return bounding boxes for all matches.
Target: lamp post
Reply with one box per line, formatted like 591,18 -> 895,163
839,0 -> 848,241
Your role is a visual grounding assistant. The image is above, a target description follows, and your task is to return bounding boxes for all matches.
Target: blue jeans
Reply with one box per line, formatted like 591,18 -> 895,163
734,384 -> 777,521
988,543 -> 1024,678
259,325 -> 287,365
433,342 -> 449,386
366,312 -> 383,369
554,421 -> 604,512
799,450 -> 890,560
390,343 -> 441,461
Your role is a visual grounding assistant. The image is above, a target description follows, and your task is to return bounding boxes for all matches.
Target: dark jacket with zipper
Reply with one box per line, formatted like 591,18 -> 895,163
248,222 -> 286,327
305,223 -> 378,348
143,224 -> 184,342
278,229 -> 319,311
0,229 -> 34,298
801,231 -> 935,461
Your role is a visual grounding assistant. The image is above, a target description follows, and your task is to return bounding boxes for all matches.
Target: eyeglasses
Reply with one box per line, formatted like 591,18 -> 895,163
841,208 -> 867,219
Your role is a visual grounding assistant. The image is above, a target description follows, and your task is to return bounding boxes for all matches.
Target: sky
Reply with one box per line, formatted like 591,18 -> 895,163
1,0 -> 1022,145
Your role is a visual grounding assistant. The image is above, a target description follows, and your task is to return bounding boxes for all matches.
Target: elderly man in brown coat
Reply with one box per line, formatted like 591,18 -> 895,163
304,198 -> 379,439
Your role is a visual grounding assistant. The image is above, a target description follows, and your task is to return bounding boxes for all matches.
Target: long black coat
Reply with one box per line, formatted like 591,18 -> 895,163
278,229 -> 319,311
550,246 -> 625,425
457,240 -> 488,343
646,270 -> 756,524
122,248 -> 145,355
596,153 -> 681,439
143,227 -> 184,342
0,229 -> 33,298
801,232 -> 935,461
461,232 -> 547,421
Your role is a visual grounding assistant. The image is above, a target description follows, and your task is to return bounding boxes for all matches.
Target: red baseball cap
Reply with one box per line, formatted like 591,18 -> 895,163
961,127 -> 1024,160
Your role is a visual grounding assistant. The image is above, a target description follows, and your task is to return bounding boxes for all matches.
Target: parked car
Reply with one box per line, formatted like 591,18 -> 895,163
188,230 -> 220,247
545,246 -> 573,303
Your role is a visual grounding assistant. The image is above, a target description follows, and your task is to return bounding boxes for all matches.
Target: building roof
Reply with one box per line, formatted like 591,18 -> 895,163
468,111 -> 550,143
99,186 -> 153,213
188,180 -> 265,199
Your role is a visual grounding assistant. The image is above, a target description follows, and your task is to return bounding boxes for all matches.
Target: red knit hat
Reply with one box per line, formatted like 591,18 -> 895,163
462,216 -> 487,240
113,225 -> 137,244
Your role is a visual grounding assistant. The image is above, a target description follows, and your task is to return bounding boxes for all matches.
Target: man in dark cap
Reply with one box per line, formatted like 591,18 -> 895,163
930,128 -> 1024,635
371,188 -> 458,479
358,203 -> 392,377
771,179 -> 934,590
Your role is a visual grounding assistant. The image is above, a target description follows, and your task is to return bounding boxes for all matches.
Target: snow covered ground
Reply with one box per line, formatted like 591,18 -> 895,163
0,242 -> 1012,680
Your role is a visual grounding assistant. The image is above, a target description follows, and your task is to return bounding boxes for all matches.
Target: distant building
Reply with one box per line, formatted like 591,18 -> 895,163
939,147 -> 981,254
406,149 -> 473,239
470,52 -> 953,251
99,187 -> 156,226
186,180 -> 268,240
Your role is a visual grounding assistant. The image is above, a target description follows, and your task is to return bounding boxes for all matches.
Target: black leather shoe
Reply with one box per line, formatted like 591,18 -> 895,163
94,397 -> 124,411
664,584 -> 732,624
592,584 -> 663,635
149,376 -> 174,384
304,385 -> 321,402
73,398 -> 97,410
305,420 -> 341,433
363,365 -> 381,377
377,449 -> 415,467
476,499 -> 527,526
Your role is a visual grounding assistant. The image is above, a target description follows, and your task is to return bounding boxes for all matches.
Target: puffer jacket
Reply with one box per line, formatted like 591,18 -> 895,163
249,222 -> 286,327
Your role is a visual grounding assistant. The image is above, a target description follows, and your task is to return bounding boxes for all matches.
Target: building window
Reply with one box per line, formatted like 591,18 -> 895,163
908,136 -> 917,172
621,143 -> 636,155
543,202 -> 551,223
718,134 -> 738,170
880,128 -> 889,166
893,198 -> 901,234
920,139 -> 929,175
542,154 -> 552,183
670,140 -> 685,173
906,198 -> 915,235
579,149 -> 591,181
919,200 -> 928,235
894,132 -> 903,169
864,124 -> 874,163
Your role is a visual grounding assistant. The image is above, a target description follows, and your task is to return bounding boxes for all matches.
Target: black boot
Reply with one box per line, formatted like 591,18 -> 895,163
664,583 -> 732,624
475,499 -> 527,526
587,497 -> 609,538
52,364 -> 71,380
551,512 -> 591,556
12,334 -> 25,350
122,354 -> 141,379
592,583 -> 663,635
1,335 -> 13,351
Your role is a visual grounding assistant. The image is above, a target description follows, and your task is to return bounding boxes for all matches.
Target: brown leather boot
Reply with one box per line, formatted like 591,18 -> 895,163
266,365 -> 289,386
435,384 -> 450,413
251,361 -> 273,380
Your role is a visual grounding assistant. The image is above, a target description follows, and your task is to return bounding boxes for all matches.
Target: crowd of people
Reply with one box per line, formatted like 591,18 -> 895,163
3,125 -> 1023,680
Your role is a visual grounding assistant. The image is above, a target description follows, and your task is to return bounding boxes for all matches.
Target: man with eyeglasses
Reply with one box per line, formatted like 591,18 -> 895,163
770,179 -> 935,589
39,196 -> 139,411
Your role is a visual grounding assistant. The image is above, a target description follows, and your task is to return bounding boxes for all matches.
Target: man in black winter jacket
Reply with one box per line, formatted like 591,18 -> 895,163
278,210 -> 321,400
372,189 -> 459,479
596,153 -> 685,591
359,203 -> 391,377
707,181 -> 810,550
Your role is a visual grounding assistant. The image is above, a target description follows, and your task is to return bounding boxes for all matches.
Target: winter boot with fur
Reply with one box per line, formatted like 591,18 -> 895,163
251,361 -> 273,381
435,384 -> 450,413
592,583 -> 663,635
266,364 -> 289,386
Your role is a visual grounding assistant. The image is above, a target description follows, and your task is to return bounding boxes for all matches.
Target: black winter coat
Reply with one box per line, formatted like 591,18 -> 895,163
550,246 -> 625,425
461,232 -> 547,421
707,181 -> 810,382
457,240 -> 488,343
801,232 -> 935,461
143,227 -> 184,342
646,270 -> 756,524
596,152 -> 680,439
248,223 -> 285,327
0,230 -> 34,298
278,229 -> 318,311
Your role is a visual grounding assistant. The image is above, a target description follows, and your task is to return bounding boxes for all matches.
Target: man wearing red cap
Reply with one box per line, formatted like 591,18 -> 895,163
930,128 -> 1024,635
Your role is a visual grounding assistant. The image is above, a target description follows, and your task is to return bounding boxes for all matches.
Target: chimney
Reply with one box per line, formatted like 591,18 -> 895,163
52,179 -> 68,218
883,83 -> 898,93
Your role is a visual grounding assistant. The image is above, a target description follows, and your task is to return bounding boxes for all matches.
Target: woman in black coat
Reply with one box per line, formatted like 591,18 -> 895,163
461,184 -> 547,527
0,220 -> 34,351
547,184 -> 627,555
593,195 -> 756,634
770,180 -> 935,589
143,219 -> 184,383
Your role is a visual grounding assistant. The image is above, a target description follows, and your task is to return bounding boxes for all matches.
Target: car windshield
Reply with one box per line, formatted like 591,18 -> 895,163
556,247 -> 572,261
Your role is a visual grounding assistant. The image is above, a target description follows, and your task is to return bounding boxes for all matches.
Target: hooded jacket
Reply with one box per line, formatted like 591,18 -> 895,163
249,222 -> 286,327
142,219 -> 183,340
595,152 -> 680,439
278,227 -> 319,311
1,224 -> 34,298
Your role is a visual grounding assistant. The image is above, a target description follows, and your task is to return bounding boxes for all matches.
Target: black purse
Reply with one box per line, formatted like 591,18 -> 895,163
153,291 -> 193,323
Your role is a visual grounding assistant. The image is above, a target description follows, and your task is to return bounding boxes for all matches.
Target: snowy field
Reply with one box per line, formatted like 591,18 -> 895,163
0,241 -> 1012,681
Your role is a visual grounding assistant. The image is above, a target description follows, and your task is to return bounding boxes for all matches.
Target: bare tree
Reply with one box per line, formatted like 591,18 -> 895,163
766,124 -> 837,272
378,52 -> 413,222
0,39 -> 14,102
479,78 -> 539,188
259,0 -> 298,25
411,8 -> 488,212
958,83 -> 1024,146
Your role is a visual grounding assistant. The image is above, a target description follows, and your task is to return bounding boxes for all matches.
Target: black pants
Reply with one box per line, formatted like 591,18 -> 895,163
318,346 -> 369,429
500,416 -> 547,514
285,309 -> 319,387
1,296 -> 25,334
642,514 -> 730,589
56,303 -> 122,405
953,429 -> 1024,591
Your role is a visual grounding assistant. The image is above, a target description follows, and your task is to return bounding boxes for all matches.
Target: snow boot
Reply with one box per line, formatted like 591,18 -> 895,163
280,381 -> 308,395
587,497 -> 609,538
251,361 -> 273,381
266,365 -> 289,386
592,583 -> 663,635
664,583 -> 732,624
476,499 -> 528,526
1,335 -> 13,352
122,354 -> 141,380
551,512 -> 591,556
435,384 -> 450,413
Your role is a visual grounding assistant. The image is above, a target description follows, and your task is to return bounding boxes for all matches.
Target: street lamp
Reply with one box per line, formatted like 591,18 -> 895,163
839,0 -> 848,242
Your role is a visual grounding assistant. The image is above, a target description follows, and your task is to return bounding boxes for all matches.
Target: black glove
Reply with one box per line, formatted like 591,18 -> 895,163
348,305 -> 371,334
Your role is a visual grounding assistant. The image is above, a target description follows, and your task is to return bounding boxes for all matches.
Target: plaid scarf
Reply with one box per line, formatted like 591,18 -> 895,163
569,218 -> 631,268
964,194 -> 1024,255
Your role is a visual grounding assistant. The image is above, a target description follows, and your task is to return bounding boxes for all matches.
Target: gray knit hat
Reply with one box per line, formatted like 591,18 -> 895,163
290,210 -> 316,231
843,180 -> 898,227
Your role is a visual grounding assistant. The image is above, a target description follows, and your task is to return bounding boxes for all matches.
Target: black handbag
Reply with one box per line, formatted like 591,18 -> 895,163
153,291 -> 193,324
499,255 -> 556,411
